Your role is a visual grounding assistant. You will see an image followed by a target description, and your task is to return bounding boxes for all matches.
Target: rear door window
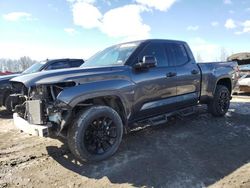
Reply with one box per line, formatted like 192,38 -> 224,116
165,43 -> 189,66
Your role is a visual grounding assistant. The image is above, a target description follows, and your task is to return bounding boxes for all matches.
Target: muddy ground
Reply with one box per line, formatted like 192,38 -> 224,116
0,96 -> 250,188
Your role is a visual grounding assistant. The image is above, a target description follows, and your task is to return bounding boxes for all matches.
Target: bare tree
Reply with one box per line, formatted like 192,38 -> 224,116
19,56 -> 34,71
0,57 -> 38,73
196,52 -> 203,62
220,47 -> 228,61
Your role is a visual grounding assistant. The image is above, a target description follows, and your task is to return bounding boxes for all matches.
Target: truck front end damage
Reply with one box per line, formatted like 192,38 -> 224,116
12,81 -> 74,137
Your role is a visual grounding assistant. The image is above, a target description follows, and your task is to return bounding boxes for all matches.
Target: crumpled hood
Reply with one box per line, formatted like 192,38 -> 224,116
10,66 -> 128,87
0,74 -> 21,82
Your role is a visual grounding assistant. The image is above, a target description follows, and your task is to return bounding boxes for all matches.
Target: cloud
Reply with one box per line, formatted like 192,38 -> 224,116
235,20 -> 250,35
100,5 -> 150,39
72,2 -> 102,29
135,0 -> 177,11
225,18 -> 236,29
242,20 -> 250,33
3,12 -> 32,21
211,21 -> 219,27
188,37 -> 221,62
187,25 -> 199,31
224,0 -> 232,4
68,0 -> 178,39
69,1 -> 151,40
64,28 -> 77,35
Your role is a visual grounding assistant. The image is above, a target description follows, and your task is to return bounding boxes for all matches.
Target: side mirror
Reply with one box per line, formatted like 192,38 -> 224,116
134,56 -> 157,69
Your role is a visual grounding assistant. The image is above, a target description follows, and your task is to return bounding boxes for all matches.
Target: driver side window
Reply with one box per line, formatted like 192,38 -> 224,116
139,43 -> 169,67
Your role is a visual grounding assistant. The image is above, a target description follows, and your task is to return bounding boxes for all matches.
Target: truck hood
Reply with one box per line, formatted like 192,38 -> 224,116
10,66 -> 129,87
0,73 -> 21,82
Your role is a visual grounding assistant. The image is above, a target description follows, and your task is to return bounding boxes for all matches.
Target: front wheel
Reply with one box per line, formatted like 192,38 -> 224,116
208,85 -> 231,117
67,105 -> 123,162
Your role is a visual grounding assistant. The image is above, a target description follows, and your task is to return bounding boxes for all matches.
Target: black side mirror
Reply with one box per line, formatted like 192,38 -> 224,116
134,56 -> 157,69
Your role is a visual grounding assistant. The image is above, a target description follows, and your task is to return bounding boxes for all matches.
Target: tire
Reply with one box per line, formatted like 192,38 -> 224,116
67,105 -> 123,162
208,85 -> 231,117
4,95 -> 13,113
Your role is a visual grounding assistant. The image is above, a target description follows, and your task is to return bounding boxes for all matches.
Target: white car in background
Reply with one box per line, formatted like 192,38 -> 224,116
234,64 -> 250,94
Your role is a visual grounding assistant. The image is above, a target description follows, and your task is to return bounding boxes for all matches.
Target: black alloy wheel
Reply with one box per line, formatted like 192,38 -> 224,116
208,85 -> 231,117
218,89 -> 230,113
67,105 -> 123,162
84,116 -> 117,155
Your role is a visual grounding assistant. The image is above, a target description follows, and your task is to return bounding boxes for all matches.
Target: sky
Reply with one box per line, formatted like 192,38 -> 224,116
0,0 -> 250,61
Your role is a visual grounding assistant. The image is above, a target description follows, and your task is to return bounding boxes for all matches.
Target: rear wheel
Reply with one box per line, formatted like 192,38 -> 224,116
67,105 -> 123,162
208,85 -> 230,117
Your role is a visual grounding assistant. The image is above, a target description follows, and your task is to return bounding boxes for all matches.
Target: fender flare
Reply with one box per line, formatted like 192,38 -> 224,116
56,79 -> 135,121
213,76 -> 232,95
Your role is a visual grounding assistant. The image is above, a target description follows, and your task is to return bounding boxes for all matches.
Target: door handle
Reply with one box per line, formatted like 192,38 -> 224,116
166,72 -> 177,77
191,69 -> 199,75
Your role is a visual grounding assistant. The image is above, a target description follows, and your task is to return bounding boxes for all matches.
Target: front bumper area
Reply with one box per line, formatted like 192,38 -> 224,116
13,113 -> 52,137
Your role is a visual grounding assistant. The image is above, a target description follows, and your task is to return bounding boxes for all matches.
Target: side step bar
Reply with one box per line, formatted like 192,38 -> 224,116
130,106 -> 196,130
176,106 -> 196,119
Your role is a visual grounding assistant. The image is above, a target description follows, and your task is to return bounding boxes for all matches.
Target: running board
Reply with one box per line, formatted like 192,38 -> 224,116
176,106 -> 196,119
143,114 -> 170,126
130,106 -> 196,130
132,113 -> 172,129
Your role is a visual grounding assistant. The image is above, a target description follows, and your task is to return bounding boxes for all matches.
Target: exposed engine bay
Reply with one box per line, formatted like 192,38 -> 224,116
11,81 -> 75,135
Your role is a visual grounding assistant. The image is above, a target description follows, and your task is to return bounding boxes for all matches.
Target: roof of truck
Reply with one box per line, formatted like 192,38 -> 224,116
116,39 -> 187,47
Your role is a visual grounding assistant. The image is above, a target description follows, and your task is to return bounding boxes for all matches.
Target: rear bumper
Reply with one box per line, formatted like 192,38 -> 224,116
13,113 -> 52,137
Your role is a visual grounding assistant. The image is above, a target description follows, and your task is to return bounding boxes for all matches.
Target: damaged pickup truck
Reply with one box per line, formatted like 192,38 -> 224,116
11,39 -> 239,162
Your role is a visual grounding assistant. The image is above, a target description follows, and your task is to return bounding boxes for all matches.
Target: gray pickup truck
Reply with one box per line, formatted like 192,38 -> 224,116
11,39 -> 239,162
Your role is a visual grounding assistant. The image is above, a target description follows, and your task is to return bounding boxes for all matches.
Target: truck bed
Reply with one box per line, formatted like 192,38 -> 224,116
197,61 -> 239,101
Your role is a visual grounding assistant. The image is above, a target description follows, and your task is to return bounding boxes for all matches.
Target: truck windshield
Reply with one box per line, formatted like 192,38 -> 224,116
22,61 -> 46,74
81,42 -> 140,68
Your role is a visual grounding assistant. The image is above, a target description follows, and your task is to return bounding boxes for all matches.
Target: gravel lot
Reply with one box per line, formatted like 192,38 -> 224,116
0,96 -> 250,188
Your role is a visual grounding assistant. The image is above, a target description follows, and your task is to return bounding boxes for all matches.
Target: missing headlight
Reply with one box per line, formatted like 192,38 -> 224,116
50,82 -> 76,100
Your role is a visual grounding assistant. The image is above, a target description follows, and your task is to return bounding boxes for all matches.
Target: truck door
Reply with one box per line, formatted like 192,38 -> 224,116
165,43 -> 201,107
130,41 -> 177,121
